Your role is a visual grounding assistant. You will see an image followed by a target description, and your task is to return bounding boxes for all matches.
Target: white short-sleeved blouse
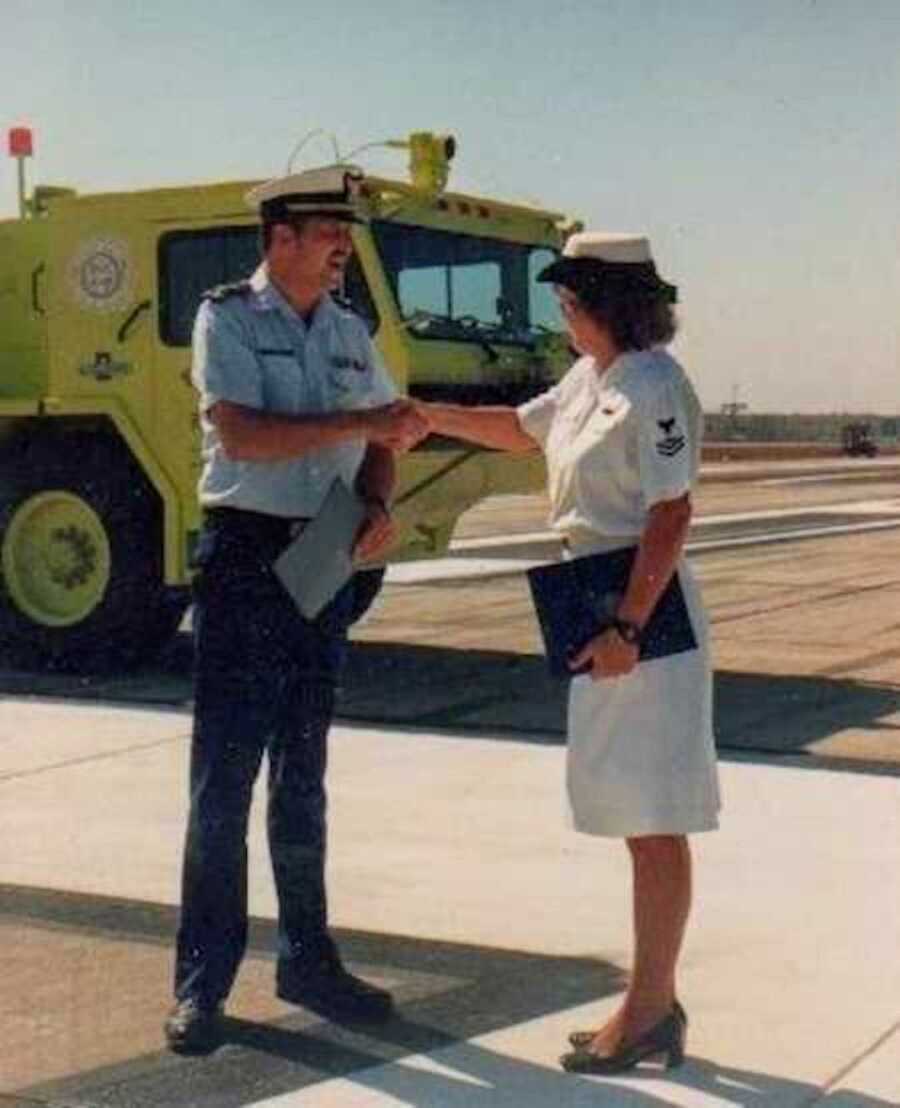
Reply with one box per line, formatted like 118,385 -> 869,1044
517,348 -> 702,538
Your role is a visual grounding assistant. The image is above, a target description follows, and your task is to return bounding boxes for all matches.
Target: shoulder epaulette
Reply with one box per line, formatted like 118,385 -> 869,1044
202,280 -> 253,303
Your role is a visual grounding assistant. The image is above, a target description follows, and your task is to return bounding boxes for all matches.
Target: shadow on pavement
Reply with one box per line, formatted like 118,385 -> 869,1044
6,883 -> 624,1108
1,634 -> 897,771
9,883 -> 894,1106
8,876 -> 894,1108
184,1024 -> 899,1108
341,1046 -> 899,1107
341,644 -> 900,777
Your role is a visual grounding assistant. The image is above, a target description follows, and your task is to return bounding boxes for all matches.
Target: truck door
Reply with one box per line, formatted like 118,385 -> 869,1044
153,222 -> 261,559
45,208 -> 159,432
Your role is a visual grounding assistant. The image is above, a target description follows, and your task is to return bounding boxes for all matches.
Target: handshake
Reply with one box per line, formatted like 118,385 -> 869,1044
365,399 -> 435,453
353,400 -> 438,563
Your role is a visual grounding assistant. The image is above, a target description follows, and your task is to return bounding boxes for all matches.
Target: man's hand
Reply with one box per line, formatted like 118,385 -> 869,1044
366,400 -> 429,452
568,628 -> 639,682
353,500 -> 396,564
410,400 -> 437,432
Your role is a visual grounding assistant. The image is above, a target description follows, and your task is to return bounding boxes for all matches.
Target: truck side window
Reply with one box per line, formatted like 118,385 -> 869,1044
158,228 -> 378,345
341,255 -> 379,336
158,228 -> 260,346
528,249 -> 562,331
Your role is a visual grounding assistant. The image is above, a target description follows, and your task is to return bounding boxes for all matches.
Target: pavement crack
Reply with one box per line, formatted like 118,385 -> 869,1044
0,735 -> 189,784
820,647 -> 900,677
811,1016 -> 900,1101
711,579 -> 900,627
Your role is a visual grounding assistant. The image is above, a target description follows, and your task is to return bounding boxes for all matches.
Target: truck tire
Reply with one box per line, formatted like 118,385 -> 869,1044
0,435 -> 189,674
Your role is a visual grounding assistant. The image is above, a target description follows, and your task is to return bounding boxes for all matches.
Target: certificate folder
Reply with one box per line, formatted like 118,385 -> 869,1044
526,547 -> 697,677
273,478 -> 367,621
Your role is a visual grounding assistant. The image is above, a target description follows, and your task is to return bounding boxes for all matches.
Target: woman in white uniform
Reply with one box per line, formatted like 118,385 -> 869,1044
414,232 -> 720,1074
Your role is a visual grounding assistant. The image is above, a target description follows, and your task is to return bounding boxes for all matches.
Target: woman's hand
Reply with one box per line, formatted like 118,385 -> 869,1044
407,401 -> 537,454
568,628 -> 639,681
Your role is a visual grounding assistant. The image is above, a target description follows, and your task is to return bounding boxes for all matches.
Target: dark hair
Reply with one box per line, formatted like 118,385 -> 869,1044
576,282 -> 678,350
261,214 -> 312,253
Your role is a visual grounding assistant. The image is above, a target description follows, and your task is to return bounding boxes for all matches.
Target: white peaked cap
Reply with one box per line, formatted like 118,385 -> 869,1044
563,233 -> 653,264
245,164 -> 367,223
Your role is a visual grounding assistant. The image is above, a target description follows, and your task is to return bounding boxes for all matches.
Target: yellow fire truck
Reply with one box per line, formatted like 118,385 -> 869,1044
0,129 -> 574,672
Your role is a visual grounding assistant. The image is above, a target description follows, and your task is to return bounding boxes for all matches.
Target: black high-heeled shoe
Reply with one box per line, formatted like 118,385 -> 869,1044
560,1004 -> 686,1074
568,999 -> 687,1050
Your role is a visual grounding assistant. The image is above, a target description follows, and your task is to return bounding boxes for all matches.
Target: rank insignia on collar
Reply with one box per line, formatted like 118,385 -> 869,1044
330,355 -> 369,373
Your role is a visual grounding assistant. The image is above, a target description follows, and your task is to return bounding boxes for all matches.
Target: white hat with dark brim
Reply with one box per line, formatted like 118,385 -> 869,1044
537,232 -> 677,302
245,164 -> 368,224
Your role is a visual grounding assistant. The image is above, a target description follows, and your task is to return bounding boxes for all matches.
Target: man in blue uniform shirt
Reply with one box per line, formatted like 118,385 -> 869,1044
165,164 -> 426,1053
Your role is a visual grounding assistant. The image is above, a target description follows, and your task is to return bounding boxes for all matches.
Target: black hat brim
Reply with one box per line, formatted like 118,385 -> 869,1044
536,256 -> 677,303
535,257 -> 585,286
260,201 -> 368,226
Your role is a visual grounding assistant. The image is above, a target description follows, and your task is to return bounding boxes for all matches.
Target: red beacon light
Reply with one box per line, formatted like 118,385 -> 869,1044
9,127 -> 34,158
9,127 -> 34,218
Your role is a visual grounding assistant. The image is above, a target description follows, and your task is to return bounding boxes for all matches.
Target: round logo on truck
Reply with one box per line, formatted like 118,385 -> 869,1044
68,237 -> 133,312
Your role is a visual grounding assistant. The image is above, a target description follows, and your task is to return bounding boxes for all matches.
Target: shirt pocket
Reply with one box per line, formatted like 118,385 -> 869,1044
258,352 -> 301,411
580,393 -> 631,448
553,391 -> 630,458
547,391 -> 596,450
327,357 -> 375,409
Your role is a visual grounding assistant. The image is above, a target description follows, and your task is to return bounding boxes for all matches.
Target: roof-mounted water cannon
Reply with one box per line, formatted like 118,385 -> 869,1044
8,126 -> 33,219
386,131 -> 456,198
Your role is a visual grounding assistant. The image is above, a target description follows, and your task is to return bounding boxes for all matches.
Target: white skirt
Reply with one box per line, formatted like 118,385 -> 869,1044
565,544 -> 721,838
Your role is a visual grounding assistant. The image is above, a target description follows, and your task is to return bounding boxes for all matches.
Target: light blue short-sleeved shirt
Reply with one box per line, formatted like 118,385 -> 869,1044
191,264 -> 397,517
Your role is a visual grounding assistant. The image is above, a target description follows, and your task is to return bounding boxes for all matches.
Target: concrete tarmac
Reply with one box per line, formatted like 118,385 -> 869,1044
2,465 -> 900,1106
2,699 -> 899,1107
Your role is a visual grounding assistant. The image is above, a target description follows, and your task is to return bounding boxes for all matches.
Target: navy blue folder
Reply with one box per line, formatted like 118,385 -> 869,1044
526,547 -> 697,677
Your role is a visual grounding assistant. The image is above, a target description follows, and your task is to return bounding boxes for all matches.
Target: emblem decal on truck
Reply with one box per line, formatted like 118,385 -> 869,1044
68,237 -> 133,311
78,351 -> 133,380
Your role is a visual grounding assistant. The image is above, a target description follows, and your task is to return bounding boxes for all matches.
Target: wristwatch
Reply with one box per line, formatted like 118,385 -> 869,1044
612,618 -> 642,645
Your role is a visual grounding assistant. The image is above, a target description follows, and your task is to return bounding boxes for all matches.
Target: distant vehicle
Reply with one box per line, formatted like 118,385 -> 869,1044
841,423 -> 879,458
0,128 -> 576,672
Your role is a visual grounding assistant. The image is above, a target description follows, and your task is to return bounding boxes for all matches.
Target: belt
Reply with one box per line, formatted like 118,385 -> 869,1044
561,531 -> 641,555
203,506 -> 310,542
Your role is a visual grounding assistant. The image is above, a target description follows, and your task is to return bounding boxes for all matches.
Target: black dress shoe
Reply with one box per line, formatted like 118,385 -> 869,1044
568,999 -> 688,1050
276,949 -> 393,1023
560,1005 -> 686,1074
164,997 -> 224,1054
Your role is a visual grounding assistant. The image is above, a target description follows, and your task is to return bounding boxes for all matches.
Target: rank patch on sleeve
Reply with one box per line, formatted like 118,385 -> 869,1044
656,417 -> 686,457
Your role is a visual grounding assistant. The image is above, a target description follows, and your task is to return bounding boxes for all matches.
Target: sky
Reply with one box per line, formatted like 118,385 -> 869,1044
2,0 -> 898,414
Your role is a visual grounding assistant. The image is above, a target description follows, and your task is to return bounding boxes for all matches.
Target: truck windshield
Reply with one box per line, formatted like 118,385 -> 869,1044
371,221 -> 560,345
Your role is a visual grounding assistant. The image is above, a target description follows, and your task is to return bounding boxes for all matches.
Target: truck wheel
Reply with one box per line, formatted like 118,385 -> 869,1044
0,438 -> 188,674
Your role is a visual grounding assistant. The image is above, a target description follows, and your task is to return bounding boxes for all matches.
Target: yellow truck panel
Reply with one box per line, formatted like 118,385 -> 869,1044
0,133 -> 575,672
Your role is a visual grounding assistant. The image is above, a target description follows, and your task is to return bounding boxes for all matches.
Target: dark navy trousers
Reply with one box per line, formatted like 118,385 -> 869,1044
174,512 -> 354,1006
